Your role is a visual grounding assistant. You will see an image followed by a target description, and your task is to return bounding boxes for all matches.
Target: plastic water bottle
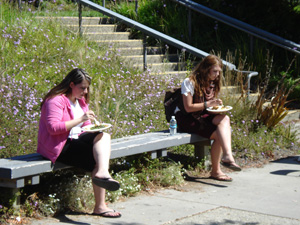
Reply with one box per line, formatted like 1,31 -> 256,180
170,116 -> 177,135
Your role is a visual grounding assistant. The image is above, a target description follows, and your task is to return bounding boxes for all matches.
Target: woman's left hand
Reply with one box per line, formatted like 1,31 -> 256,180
208,99 -> 223,107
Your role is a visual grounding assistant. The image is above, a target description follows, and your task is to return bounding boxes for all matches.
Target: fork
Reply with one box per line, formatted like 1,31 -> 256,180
94,118 -> 101,126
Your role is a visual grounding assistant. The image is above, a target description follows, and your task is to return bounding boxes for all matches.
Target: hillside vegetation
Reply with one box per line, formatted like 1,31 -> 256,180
111,0 -> 300,101
0,1 -> 299,223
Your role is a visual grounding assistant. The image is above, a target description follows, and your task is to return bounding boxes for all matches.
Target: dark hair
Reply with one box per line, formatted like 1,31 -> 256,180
189,55 -> 223,97
41,68 -> 92,108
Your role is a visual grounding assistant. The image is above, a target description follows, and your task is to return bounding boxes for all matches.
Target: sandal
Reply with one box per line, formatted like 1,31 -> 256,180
221,160 -> 242,171
92,177 -> 120,191
209,174 -> 232,182
92,209 -> 122,218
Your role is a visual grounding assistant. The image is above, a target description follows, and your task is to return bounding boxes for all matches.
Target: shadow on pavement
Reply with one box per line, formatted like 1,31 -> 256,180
270,156 -> 300,176
54,212 -> 138,225
54,213 -> 90,225
270,169 -> 300,176
270,156 -> 300,165
183,173 -> 228,188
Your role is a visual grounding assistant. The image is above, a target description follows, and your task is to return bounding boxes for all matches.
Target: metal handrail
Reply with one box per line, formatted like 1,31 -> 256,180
78,0 -> 235,69
171,0 -> 300,55
77,0 -> 258,98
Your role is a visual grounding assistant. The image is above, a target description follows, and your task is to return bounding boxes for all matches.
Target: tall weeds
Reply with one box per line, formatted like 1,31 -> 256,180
0,2 -> 176,157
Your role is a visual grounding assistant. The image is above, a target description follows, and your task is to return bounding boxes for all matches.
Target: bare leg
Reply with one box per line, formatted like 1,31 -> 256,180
92,172 -> 121,217
212,114 -> 235,162
91,132 -> 121,217
93,132 -> 111,178
210,114 -> 241,174
209,136 -> 223,176
210,131 -> 232,180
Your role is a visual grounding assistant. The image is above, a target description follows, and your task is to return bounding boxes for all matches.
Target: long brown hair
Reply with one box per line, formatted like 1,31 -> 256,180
189,55 -> 223,98
41,68 -> 92,108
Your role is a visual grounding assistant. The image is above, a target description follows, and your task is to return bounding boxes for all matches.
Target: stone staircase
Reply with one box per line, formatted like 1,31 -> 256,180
36,16 -> 263,103
35,16 -> 300,129
37,16 -> 190,78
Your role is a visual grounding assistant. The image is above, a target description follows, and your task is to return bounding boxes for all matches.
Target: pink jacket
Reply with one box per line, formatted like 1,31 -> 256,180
37,94 -> 91,163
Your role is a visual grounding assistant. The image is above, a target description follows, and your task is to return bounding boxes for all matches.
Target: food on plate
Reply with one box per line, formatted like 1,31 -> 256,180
207,105 -> 232,113
90,124 -> 109,130
211,105 -> 230,110
222,106 -> 231,109
83,123 -> 111,132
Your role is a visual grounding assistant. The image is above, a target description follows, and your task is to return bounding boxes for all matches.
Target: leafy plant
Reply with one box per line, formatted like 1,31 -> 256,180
254,55 -> 300,129
107,169 -> 141,202
136,158 -> 185,188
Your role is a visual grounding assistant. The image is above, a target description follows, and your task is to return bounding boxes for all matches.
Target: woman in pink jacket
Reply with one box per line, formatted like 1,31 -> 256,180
37,68 -> 121,218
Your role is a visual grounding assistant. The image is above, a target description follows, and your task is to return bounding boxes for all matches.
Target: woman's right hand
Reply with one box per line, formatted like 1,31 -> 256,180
81,110 -> 95,122
65,110 -> 95,131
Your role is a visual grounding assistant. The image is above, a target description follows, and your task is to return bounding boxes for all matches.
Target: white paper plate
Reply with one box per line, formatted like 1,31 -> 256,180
206,106 -> 233,113
82,123 -> 112,132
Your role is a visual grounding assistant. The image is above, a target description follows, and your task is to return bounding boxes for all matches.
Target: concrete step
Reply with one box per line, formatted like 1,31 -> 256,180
65,24 -> 119,33
35,16 -> 116,25
220,85 -> 241,94
151,70 -> 189,78
226,92 -> 259,103
84,32 -> 130,40
36,16 -> 192,76
132,62 -> 188,72
282,109 -> 300,122
118,47 -> 163,56
247,92 -> 260,103
120,54 -> 180,64
95,39 -> 143,48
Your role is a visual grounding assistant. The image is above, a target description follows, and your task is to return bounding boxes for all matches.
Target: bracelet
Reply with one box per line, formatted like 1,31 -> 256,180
204,101 -> 207,109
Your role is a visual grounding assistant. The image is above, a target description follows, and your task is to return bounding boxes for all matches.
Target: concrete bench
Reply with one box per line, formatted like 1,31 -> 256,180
0,130 -> 210,206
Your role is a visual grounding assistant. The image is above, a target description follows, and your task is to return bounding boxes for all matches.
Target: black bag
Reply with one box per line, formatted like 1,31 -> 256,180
164,87 -> 187,122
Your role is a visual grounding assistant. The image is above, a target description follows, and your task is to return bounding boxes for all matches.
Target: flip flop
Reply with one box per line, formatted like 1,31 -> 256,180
221,160 -> 242,171
209,174 -> 233,182
92,209 -> 122,218
92,177 -> 120,191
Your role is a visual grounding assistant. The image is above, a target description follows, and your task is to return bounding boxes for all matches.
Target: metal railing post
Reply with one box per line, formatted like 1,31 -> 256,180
103,0 -> 105,7
188,8 -> 192,42
143,34 -> 147,70
247,71 -> 258,99
18,0 -> 22,11
135,0 -> 138,17
78,2 -> 83,36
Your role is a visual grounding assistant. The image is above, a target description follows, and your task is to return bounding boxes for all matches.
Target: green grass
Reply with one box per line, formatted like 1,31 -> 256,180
0,1 -> 299,222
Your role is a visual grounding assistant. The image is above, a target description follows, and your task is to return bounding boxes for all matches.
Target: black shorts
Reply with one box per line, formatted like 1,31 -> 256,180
175,111 -> 217,139
56,132 -> 100,172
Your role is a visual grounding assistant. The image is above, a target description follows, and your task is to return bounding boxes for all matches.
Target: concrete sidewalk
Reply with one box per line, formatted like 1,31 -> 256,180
29,155 -> 300,225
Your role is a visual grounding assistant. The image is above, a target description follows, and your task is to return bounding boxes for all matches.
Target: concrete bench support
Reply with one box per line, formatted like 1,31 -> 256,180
194,141 -> 212,168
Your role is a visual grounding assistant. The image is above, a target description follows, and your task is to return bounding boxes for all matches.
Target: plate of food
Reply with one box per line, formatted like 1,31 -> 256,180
206,105 -> 233,113
82,123 -> 112,132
